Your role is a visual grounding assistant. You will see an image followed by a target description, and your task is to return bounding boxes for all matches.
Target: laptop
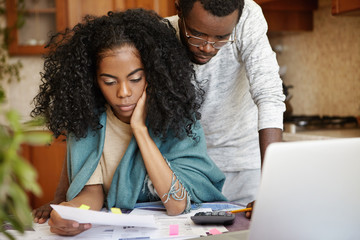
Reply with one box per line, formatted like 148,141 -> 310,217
193,138 -> 360,240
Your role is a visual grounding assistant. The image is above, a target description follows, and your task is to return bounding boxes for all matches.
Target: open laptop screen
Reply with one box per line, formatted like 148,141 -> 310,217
249,138 -> 360,240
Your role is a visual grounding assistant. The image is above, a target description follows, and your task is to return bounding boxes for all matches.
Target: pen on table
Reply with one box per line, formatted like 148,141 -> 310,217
230,207 -> 252,213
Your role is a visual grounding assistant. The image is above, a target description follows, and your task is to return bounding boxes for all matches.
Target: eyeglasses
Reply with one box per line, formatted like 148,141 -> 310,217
183,19 -> 236,49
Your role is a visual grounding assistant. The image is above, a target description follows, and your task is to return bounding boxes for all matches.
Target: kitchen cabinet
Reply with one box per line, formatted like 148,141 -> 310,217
5,0 -> 68,55
21,133 -> 66,209
5,0 -> 175,55
283,129 -> 360,141
254,0 -> 318,31
331,0 -> 360,15
67,0 -> 176,28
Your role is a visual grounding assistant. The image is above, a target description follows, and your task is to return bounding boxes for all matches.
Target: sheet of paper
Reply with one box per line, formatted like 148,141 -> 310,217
5,203 -> 237,240
31,222 -> 125,240
112,208 -> 229,239
50,204 -> 157,229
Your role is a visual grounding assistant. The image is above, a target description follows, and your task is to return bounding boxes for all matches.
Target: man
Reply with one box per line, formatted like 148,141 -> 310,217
33,0 -> 285,223
167,0 -> 285,211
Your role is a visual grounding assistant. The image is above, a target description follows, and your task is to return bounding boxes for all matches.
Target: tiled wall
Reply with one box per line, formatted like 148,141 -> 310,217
269,0 -> 360,117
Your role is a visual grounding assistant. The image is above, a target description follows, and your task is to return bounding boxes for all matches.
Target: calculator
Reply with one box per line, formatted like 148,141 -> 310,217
190,211 -> 235,225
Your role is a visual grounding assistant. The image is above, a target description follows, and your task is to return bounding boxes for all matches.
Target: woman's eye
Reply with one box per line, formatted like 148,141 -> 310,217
103,80 -> 116,85
130,77 -> 142,83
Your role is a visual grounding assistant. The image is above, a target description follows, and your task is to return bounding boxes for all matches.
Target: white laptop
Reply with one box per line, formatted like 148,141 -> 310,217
193,137 -> 360,240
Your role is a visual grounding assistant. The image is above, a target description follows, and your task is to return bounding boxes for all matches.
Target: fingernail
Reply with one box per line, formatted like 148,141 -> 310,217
72,222 -> 79,228
84,224 -> 91,229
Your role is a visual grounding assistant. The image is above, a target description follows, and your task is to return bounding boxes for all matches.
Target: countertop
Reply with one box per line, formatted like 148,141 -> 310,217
283,128 -> 360,141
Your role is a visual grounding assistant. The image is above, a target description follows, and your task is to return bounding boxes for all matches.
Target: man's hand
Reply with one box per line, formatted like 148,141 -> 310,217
48,202 -> 91,236
33,201 -> 59,224
245,201 -> 255,219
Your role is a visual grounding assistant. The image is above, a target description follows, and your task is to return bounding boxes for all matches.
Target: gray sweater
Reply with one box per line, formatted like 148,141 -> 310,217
167,0 -> 285,171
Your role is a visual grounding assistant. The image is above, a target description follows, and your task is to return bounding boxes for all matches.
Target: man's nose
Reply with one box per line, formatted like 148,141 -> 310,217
199,42 -> 216,53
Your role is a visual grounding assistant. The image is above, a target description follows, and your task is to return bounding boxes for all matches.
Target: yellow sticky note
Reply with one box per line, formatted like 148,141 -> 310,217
79,204 -> 90,210
111,207 -> 122,214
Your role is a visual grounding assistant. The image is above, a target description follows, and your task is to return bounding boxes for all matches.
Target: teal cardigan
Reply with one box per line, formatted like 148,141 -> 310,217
66,112 -> 227,209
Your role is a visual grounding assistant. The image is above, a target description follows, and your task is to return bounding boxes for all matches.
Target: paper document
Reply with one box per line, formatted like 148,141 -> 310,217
112,208 -> 229,239
50,204 -> 157,228
5,204 -> 235,240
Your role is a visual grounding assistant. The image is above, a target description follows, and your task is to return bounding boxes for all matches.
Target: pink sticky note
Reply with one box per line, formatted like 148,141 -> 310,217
169,224 -> 179,236
209,228 -> 222,235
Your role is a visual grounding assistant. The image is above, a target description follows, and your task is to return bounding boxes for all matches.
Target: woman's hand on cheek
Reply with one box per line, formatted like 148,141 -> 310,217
48,202 -> 91,236
130,85 -> 147,131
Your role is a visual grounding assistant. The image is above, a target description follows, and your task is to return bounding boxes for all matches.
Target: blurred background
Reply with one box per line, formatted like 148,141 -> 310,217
2,0 -> 359,123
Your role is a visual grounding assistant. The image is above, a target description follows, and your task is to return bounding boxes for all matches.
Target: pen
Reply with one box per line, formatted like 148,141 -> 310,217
230,207 -> 252,213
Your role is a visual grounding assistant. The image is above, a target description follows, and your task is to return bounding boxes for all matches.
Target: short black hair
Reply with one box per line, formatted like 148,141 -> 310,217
31,9 -> 203,140
178,0 -> 244,19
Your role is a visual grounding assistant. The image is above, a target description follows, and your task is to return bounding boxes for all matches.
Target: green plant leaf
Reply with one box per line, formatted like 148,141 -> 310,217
0,87 -> 5,102
23,117 -> 47,128
1,1 -> 34,238
0,161 -> 11,200
22,132 -> 52,146
0,134 -> 11,149
7,182 -> 33,226
5,110 -> 22,132
11,156 -> 42,196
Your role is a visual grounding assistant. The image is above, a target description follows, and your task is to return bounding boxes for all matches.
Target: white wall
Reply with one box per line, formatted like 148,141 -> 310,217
4,56 -> 44,122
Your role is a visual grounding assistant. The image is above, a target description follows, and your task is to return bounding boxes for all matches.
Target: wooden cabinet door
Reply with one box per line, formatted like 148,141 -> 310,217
126,0 -> 176,17
5,0 -> 67,55
67,0 -> 116,28
22,135 -> 66,209
254,0 -> 318,31
67,0 -> 176,28
332,0 -> 360,15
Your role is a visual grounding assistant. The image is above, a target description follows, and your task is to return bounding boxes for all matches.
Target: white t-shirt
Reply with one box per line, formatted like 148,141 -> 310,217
86,107 -> 132,194
167,0 -> 285,171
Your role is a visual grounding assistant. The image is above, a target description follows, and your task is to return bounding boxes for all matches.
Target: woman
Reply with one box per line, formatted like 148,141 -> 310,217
31,9 -> 226,236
